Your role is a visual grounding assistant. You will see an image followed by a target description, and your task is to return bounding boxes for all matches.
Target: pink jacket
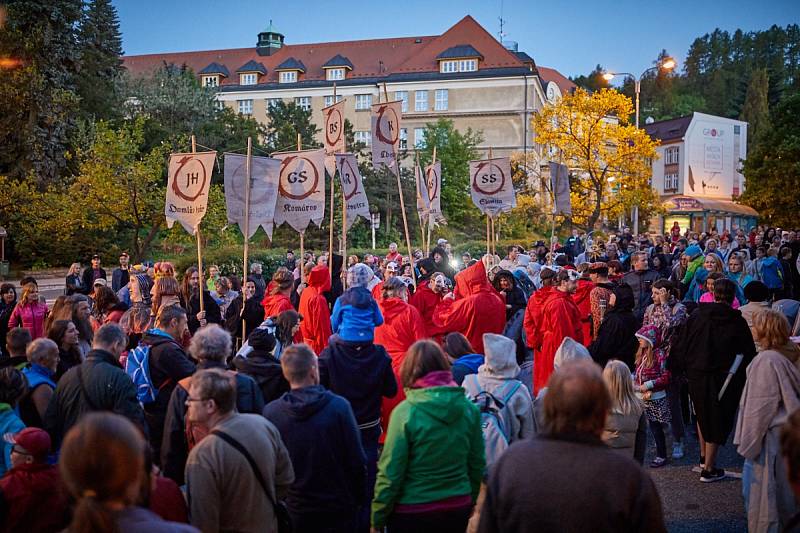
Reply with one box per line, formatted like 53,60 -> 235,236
7,302 -> 49,339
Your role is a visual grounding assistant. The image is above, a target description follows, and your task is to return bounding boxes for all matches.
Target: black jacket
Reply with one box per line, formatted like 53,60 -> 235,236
224,294 -> 265,341
112,267 -> 130,293
81,267 -> 106,293
622,269 -> 661,324
160,360 -> 264,485
318,335 -> 397,427
64,274 -> 83,296
0,299 -> 16,359
589,285 -> 640,371
493,270 -> 527,321
232,350 -> 289,404
263,385 -> 367,514
181,290 -> 222,335
44,349 -> 145,448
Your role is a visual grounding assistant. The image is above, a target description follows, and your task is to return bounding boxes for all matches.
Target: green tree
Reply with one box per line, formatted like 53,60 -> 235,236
264,101 -> 321,153
739,93 -> 800,227
76,0 -> 123,121
740,68 -> 771,150
416,118 -> 483,226
0,0 -> 82,185
571,64 -> 611,92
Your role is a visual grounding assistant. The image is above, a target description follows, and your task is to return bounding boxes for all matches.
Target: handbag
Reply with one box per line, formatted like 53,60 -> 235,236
211,429 -> 293,533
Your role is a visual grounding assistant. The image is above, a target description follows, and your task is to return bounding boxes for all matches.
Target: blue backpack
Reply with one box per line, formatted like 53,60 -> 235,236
125,342 -> 159,405
463,375 -> 522,466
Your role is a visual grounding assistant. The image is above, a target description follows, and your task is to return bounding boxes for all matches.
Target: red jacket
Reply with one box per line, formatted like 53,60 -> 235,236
262,292 -> 294,317
430,261 -> 505,354
573,279 -> 595,347
0,463 -> 69,532
374,297 -> 428,372
533,289 -> 584,394
299,266 -> 332,355
409,282 -> 442,336
7,302 -> 48,340
371,281 -> 384,302
523,286 -> 553,352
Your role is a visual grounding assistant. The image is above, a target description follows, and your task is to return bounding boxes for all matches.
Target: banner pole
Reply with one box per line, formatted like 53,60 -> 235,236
486,216 -> 491,258
393,165 -> 416,284
428,146 -> 436,256
241,136 -> 252,342
383,82 -> 390,103
328,163 -> 335,282
342,176 -> 348,290
300,231 -> 306,284
191,134 -> 205,313
414,151 -> 426,253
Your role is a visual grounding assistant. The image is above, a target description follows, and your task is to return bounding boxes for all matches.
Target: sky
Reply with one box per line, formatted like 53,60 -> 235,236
114,0 -> 798,79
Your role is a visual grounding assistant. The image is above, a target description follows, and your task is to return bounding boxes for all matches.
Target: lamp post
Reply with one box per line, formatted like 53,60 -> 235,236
603,57 -> 676,234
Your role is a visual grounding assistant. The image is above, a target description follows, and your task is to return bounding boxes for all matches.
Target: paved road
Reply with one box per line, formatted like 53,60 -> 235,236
647,425 -> 746,532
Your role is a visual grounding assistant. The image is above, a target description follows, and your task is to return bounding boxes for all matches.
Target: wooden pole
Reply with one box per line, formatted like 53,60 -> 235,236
299,231 -> 306,283
241,136 -> 252,342
191,135 -> 205,313
342,179 -> 348,290
328,161 -> 335,282
383,82 -> 390,103
486,217 -> 491,258
393,166 -> 416,284
427,146 -> 436,255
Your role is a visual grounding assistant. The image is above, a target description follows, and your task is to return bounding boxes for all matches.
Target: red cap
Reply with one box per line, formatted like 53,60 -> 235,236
4,427 -> 50,459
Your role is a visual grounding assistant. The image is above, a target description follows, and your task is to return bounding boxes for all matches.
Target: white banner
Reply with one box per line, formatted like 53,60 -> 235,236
165,151 -> 216,235
371,100 -> 402,175
223,153 -> 280,239
336,153 -> 371,230
469,157 -> 516,217
273,149 -> 326,233
415,163 -> 430,220
422,161 -> 445,226
323,99 -> 345,177
550,161 -> 572,216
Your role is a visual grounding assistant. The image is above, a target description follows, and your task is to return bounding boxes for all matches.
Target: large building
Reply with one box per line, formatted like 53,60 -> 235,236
645,112 -> 757,234
122,16 -> 575,167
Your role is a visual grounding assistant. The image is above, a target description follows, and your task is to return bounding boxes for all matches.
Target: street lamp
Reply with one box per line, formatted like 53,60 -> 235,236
602,56 -> 676,128
603,56 -> 676,233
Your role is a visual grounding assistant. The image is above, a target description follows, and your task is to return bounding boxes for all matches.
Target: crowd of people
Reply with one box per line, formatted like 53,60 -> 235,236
0,223 -> 799,532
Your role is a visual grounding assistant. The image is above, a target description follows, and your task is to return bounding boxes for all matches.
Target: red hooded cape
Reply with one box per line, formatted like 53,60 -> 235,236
298,265 -> 332,355
572,279 -> 595,347
409,282 -> 443,336
262,292 -> 302,343
523,285 -> 553,352
430,261 -> 505,354
533,288 -> 584,394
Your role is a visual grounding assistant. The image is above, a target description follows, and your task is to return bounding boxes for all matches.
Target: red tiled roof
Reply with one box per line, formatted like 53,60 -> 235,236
123,15 -> 534,85
537,66 -> 577,95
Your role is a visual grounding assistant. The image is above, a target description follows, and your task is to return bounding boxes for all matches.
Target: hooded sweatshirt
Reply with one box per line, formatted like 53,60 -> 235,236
331,286 -> 384,342
761,256 -> 784,289
372,377 -> 485,529
430,261 -> 506,354
299,266 -> 333,354
589,284 -> 640,371
462,334 -> 534,442
263,385 -> 367,516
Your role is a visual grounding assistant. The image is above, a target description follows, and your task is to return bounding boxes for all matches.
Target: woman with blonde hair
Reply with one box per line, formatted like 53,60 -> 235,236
735,309 -> 800,531
7,282 -> 48,339
65,263 -> 85,295
603,359 -> 646,464
59,412 -> 196,533
686,253 -> 724,302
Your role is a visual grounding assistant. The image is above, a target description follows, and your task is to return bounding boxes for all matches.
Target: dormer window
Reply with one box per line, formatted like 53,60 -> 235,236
240,73 -> 257,85
326,68 -> 345,81
235,60 -> 266,86
436,45 -> 482,74
199,62 -> 229,87
280,71 -> 297,83
202,75 -> 219,87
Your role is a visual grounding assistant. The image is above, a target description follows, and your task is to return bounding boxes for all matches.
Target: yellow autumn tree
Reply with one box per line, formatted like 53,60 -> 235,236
533,88 -> 661,230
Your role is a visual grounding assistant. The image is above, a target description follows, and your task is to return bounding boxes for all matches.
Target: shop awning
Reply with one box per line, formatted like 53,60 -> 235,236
664,196 -> 758,217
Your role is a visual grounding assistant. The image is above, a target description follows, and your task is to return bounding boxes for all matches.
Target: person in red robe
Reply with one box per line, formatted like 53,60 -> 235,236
262,269 -> 302,342
572,268 -> 595,347
298,265 -> 332,354
375,276 -> 428,438
430,259 -> 505,354
532,269 -> 584,395
523,267 -> 557,356
409,259 -> 444,335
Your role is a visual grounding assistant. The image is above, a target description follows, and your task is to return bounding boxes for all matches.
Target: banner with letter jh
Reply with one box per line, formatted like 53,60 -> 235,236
165,151 -> 217,234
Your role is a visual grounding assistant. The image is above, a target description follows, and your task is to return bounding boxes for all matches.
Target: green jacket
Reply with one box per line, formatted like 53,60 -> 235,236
682,255 -> 705,285
371,385 -> 485,528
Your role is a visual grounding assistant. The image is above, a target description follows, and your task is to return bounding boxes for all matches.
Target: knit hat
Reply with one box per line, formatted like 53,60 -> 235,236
480,333 -> 519,378
247,327 -> 277,353
347,263 -> 374,288
635,324 -> 660,348
685,244 -> 703,259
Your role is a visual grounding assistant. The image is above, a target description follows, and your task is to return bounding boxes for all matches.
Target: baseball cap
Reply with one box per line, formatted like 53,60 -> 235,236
437,238 -> 448,245
91,254 -> 100,260
4,427 -> 50,460
93,278 -> 107,287
386,261 -> 398,271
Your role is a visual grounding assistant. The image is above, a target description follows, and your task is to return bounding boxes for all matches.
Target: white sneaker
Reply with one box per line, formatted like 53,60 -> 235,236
672,441 -> 684,459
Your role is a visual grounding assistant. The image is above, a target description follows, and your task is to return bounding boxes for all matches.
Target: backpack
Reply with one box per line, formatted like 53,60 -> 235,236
125,342 -> 160,405
463,374 -> 522,466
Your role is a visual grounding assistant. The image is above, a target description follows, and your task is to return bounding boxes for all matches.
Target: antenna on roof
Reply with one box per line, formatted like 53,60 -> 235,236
498,0 -> 507,42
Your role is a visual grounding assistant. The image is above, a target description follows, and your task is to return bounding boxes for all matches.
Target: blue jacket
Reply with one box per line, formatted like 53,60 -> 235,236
451,353 -> 485,385
22,363 -> 56,391
330,287 -> 383,342
761,257 -> 784,289
0,404 -> 25,476
263,385 -> 367,514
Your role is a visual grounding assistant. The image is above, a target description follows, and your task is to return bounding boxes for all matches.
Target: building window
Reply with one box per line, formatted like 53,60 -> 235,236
202,75 -> 219,88
240,73 -> 257,85
238,99 -> 253,115
399,128 -> 408,150
326,68 -> 345,81
414,128 -> 425,148
734,125 -> 741,134
267,98 -> 282,108
295,97 -> 311,111
415,90 -> 428,112
355,94 -> 372,110
323,94 -> 344,107
354,131 -> 371,146
439,59 -> 477,73
664,146 -> 680,165
664,173 -> 679,191
395,91 -> 409,113
434,89 -> 448,111
279,71 -> 297,83
214,99 -> 225,110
